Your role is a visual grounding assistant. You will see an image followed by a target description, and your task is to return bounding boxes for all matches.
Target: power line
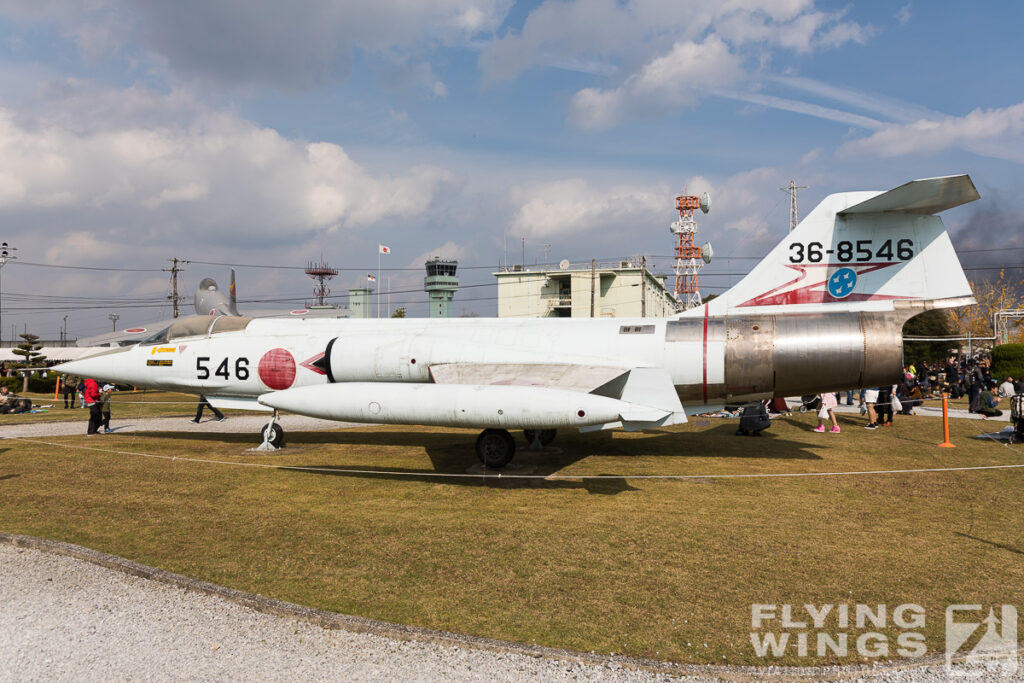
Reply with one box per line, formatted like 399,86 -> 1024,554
4,246 -> 1022,274
12,260 -> 164,272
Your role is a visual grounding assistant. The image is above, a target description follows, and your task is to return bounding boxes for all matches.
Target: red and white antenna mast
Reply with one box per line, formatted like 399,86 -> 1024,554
305,258 -> 339,307
670,190 -> 712,311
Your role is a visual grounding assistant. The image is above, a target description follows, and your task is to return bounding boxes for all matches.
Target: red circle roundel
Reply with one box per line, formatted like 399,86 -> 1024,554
258,348 -> 296,390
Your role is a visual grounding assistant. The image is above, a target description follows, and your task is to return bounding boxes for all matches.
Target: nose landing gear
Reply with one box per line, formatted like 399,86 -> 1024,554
254,410 -> 285,451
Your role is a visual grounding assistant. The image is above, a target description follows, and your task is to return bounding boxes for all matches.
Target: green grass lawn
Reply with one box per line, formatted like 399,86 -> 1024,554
1,409 -> 1022,666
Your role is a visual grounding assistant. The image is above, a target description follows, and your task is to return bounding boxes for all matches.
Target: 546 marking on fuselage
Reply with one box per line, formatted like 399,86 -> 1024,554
197,356 -> 250,381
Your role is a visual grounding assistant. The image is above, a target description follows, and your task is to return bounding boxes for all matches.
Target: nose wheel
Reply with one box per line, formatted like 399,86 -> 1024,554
475,429 -> 515,468
262,422 -> 285,448
255,410 -> 285,450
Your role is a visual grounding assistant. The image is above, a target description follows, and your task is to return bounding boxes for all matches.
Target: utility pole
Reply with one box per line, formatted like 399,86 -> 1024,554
590,258 -> 596,318
163,257 -> 185,318
108,313 -> 120,332
780,180 -> 808,232
62,315 -> 68,344
641,255 -> 647,318
0,242 -> 17,346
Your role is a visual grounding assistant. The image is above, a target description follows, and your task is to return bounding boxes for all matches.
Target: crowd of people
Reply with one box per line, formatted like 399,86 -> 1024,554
809,353 -> 1023,430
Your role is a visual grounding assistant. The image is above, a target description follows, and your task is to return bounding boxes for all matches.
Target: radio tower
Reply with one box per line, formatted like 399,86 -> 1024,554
305,258 -> 338,307
670,191 -> 711,311
780,180 -> 808,232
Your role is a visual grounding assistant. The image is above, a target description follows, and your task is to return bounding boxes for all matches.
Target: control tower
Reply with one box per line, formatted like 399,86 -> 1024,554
424,257 -> 458,318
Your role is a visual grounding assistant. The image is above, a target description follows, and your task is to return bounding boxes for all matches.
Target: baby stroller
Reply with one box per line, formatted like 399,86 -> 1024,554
798,395 -> 821,413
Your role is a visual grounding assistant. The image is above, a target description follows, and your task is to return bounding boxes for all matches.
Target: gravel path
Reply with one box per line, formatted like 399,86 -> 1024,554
0,544 -> 681,682
1,543 -> 1015,682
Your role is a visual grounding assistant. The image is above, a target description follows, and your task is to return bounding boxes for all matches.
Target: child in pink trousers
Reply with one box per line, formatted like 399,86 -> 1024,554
814,392 -> 840,433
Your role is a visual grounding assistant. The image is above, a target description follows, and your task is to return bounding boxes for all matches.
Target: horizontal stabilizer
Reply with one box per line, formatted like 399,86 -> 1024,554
838,175 -> 978,216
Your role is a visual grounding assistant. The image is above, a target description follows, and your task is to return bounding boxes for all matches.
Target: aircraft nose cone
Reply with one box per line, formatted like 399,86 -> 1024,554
54,347 -> 133,384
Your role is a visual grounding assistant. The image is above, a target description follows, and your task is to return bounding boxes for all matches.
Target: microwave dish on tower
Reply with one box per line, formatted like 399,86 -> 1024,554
670,190 -> 712,311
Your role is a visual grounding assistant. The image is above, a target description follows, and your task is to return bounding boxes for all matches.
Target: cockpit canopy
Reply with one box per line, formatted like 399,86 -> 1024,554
140,315 -> 252,345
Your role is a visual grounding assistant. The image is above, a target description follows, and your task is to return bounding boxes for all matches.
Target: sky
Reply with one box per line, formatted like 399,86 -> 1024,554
0,0 -> 1022,340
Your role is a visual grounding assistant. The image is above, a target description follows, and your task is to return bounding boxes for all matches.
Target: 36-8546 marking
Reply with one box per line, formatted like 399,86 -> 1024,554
789,239 -> 913,264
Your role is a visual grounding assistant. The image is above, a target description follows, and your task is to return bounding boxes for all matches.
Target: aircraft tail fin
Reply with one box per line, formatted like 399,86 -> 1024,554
194,270 -> 240,317
229,268 -> 239,316
690,175 -> 978,318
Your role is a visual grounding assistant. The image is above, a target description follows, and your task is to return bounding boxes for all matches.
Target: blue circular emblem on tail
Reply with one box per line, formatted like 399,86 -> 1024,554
827,267 -> 857,299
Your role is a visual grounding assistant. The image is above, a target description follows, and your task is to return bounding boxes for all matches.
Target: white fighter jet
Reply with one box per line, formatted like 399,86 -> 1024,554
57,175 -> 978,467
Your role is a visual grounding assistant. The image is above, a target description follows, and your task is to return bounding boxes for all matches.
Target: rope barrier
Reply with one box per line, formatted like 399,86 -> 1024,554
3,436 -> 1022,482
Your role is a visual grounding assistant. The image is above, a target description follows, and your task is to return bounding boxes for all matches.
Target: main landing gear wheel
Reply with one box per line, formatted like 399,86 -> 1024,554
522,429 -> 557,447
261,422 -> 285,449
476,429 -> 515,469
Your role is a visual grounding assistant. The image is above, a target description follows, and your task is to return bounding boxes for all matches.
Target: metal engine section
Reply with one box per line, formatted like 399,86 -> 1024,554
668,312 -> 904,404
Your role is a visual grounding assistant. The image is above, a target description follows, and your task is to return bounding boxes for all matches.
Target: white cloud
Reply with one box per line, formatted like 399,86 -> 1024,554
570,37 -> 744,130
482,0 -> 874,130
713,6 -> 874,53
2,1 -> 513,90
43,231 -> 106,265
0,82 -> 458,244
409,241 -> 471,267
896,4 -> 912,25
376,60 -> 448,97
839,102 -> 1024,163
508,179 -> 669,238
481,0 -> 870,79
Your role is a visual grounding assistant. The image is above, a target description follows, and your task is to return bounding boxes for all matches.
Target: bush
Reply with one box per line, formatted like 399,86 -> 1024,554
992,343 -> 1024,381
1,373 -> 59,393
28,376 -> 59,393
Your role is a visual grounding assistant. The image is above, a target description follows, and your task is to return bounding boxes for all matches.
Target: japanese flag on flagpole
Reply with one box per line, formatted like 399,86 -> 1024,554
378,244 -> 391,254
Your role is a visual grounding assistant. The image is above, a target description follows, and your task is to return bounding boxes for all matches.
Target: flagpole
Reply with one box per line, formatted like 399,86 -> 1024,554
377,249 -> 381,318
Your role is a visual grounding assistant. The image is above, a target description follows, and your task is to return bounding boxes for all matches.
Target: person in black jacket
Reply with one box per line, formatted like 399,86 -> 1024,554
966,361 -> 985,412
190,395 -> 225,423
876,385 -> 895,426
